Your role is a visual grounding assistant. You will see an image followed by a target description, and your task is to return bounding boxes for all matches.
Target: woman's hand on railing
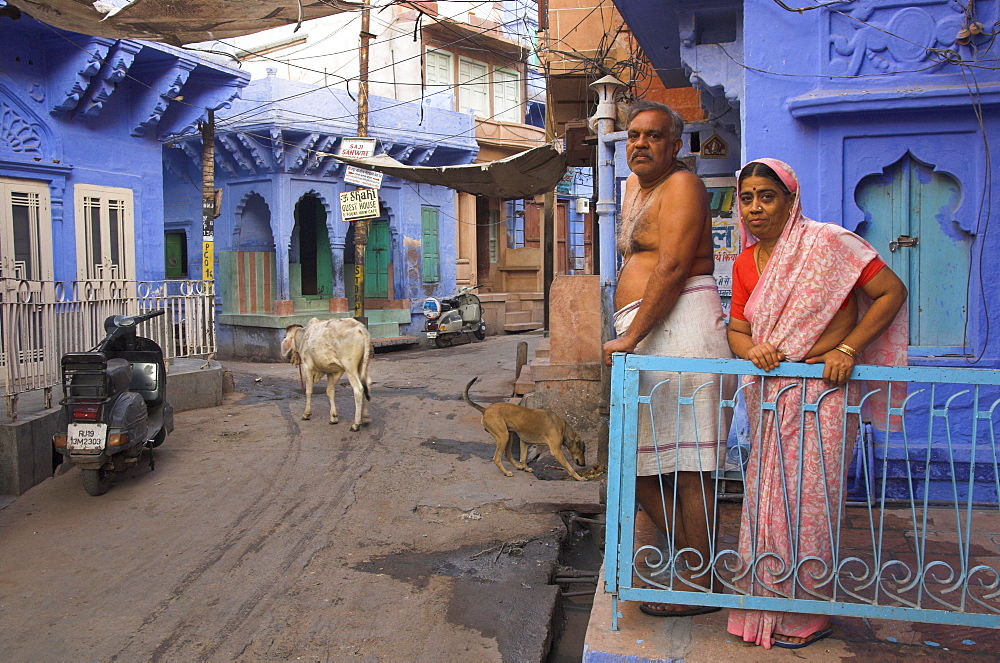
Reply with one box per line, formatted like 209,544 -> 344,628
746,342 -> 785,371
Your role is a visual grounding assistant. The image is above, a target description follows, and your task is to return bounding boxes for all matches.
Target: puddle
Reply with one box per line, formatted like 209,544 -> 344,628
548,514 -> 604,662
420,437 -> 494,461
353,537 -> 563,661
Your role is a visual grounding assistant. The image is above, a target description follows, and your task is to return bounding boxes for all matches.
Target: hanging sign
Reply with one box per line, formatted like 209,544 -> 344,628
339,137 -> 381,190
339,188 -> 380,221
345,166 -> 383,189
339,138 -> 376,159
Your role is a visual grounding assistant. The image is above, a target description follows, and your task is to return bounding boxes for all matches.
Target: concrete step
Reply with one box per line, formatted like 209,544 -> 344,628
504,321 -> 544,333
504,310 -> 533,324
513,365 -> 534,395
534,338 -> 550,359
371,336 -> 420,349
367,322 -> 400,339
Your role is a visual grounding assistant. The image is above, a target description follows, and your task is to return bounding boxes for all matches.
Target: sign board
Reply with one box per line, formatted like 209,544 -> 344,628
339,188 -> 380,221
338,137 -> 376,159
202,240 -> 214,280
345,165 -> 384,189
339,137 -> 381,190
703,177 -> 739,299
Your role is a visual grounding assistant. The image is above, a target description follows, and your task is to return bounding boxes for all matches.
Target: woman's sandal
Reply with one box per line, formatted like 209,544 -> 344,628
639,602 -> 721,618
772,628 -> 833,649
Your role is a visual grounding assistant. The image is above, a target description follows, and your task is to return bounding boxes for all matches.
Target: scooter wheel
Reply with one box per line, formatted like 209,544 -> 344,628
150,428 -> 166,448
473,324 -> 486,341
434,335 -> 452,348
82,468 -> 113,496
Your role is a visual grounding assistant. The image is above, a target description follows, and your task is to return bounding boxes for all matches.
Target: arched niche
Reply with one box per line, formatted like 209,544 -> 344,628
233,191 -> 275,251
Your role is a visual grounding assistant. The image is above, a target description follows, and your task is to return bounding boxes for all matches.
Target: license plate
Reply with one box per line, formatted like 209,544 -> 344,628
67,423 -> 107,451
426,331 -> 437,338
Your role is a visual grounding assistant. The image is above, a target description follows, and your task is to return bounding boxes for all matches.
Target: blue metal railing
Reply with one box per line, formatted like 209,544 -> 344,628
606,353 -> 1000,630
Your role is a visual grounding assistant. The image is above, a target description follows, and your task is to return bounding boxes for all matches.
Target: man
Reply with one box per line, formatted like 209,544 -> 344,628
602,100 -> 732,617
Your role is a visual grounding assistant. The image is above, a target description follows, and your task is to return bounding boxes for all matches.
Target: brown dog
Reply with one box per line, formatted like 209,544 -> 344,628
463,377 -> 587,481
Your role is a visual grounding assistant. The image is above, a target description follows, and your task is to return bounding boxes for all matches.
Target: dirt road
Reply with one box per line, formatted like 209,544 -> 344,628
0,332 -> 602,661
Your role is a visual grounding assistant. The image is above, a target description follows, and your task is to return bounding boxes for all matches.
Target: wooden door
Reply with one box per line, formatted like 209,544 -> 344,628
856,153 -> 969,354
364,220 -> 389,298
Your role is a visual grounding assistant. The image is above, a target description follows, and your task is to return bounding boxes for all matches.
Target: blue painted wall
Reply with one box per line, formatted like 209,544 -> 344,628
0,12 -> 247,284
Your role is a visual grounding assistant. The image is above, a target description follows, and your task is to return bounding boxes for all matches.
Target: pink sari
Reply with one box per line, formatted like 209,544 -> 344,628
726,159 -> 907,648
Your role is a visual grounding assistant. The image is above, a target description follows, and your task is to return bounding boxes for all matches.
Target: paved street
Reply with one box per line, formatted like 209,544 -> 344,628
0,332 -> 601,661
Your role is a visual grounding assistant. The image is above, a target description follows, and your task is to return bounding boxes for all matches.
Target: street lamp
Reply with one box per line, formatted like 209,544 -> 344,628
589,74 -> 625,471
589,75 -> 625,286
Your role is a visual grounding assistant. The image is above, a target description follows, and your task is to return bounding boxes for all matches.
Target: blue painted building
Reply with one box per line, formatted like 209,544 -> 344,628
0,8 -> 248,285
165,70 -> 479,359
612,0 -> 1000,499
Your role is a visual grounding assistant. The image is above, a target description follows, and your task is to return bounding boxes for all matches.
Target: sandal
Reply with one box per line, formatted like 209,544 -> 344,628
772,627 -> 833,649
639,602 -> 721,618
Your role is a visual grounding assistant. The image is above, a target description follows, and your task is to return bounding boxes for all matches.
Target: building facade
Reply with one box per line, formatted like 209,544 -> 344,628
0,10 -> 247,286
164,71 -> 479,358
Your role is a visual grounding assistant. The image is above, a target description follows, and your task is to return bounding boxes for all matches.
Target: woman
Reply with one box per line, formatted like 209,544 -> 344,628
725,159 -> 907,649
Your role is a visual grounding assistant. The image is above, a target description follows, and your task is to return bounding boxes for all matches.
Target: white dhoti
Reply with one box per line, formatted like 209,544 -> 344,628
613,275 -> 733,475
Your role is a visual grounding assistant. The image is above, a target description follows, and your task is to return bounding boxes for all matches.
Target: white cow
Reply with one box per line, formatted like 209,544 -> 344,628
281,318 -> 373,431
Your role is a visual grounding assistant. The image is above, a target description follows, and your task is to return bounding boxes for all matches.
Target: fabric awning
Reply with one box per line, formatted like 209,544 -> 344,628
3,0 -> 359,45
334,142 -> 568,200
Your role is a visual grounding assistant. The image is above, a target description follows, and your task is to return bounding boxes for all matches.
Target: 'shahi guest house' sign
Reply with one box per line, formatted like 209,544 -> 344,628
339,188 -> 380,221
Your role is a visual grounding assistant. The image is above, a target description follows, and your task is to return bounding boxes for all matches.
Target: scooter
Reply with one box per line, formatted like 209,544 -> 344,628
52,309 -> 173,496
423,285 -> 487,348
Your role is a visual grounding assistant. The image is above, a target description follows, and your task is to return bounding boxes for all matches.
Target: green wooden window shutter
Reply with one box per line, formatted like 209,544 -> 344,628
421,207 -> 440,283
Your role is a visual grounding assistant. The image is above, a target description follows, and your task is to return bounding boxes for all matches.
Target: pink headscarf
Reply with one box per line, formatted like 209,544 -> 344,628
738,158 -> 908,427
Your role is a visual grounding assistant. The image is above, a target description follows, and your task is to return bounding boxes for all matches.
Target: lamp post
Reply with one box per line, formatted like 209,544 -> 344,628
589,74 -> 625,469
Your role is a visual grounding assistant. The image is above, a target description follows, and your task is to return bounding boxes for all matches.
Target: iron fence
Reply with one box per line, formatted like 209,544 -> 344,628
606,354 -> 1000,630
1,278 -> 216,420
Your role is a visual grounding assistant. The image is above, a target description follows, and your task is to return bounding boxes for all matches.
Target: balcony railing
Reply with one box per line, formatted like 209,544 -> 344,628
1,278 -> 216,420
606,354 -> 1000,630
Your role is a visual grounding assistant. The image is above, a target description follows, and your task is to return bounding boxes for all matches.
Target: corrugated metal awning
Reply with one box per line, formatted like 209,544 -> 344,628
334,142 -> 568,200
3,0 -> 359,46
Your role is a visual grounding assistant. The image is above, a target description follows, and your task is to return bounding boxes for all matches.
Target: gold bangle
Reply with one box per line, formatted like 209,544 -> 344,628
835,343 -> 856,358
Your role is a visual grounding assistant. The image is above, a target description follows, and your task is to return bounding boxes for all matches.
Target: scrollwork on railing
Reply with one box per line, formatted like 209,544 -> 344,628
609,354 -> 1000,627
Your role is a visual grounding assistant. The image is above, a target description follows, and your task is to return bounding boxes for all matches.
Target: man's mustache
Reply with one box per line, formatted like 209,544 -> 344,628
630,150 -> 652,161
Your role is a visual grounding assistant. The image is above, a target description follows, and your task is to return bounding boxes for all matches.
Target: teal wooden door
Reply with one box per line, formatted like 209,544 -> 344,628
364,221 -> 389,298
855,153 -> 969,354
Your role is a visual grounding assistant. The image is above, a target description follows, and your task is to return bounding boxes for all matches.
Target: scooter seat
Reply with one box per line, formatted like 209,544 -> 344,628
104,358 -> 132,397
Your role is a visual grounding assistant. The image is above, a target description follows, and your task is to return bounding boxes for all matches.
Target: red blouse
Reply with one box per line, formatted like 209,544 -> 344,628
729,247 -> 886,323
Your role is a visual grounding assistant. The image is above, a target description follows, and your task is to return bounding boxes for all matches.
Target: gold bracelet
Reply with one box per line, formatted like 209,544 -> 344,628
835,343 -> 856,358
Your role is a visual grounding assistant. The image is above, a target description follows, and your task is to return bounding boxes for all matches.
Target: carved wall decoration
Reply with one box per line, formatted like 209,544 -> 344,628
828,2 -> 965,76
1,100 -> 43,155
131,65 -> 192,137
701,133 -> 728,159
28,83 -> 44,103
80,41 -> 140,118
51,40 -> 110,114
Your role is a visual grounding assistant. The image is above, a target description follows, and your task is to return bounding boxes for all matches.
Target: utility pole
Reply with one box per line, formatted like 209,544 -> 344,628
539,0 -> 554,331
352,0 -> 372,322
200,109 -> 215,282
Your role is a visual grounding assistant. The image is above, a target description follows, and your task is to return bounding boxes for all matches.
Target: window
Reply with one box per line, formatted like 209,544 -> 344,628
164,230 -> 188,279
425,49 -> 453,90
458,57 -> 489,116
74,184 -> 134,280
421,206 -> 440,283
0,178 -> 53,281
489,209 -> 498,263
506,200 -> 525,249
492,69 -> 521,122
